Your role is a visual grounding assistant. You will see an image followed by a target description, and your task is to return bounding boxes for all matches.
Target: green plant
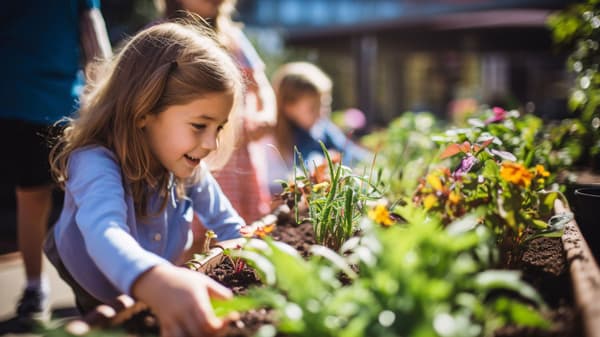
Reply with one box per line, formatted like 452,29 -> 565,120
221,205 -> 549,337
280,142 -> 382,251
548,0 -> 600,165
414,137 -> 570,266
361,112 -> 443,198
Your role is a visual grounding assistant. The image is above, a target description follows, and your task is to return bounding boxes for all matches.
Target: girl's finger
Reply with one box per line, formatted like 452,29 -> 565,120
205,277 -> 233,300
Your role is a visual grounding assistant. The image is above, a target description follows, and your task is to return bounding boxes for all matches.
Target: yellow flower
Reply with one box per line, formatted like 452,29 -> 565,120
535,164 -> 550,177
423,194 -> 438,210
368,205 -> 394,227
500,162 -> 532,188
426,173 -> 443,191
448,191 -> 461,204
312,181 -> 330,193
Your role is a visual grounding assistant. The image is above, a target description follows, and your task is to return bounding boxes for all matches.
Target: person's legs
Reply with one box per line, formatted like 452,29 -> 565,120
7,120 -> 56,321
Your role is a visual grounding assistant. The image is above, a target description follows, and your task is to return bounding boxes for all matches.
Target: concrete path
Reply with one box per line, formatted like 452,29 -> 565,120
0,252 -> 77,336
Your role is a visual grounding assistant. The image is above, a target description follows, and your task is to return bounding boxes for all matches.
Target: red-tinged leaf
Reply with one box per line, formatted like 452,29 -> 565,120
480,138 -> 494,149
459,141 -> 471,153
440,143 -> 462,159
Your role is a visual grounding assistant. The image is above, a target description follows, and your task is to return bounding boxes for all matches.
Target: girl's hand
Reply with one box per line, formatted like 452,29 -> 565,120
132,264 -> 233,337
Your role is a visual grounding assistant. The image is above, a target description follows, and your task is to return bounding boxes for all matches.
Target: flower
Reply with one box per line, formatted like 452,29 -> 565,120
313,181 -> 330,193
344,108 -> 367,130
368,204 -> 395,227
423,194 -> 439,210
535,165 -> 550,177
453,154 -> 477,178
500,162 -> 533,188
448,191 -> 461,205
485,106 -> 507,124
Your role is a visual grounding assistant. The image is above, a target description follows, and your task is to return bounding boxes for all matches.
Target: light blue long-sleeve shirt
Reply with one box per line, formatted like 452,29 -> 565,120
50,146 -> 243,303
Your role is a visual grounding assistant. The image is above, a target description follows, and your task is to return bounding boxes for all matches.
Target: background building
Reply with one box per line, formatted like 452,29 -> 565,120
237,0 -> 578,127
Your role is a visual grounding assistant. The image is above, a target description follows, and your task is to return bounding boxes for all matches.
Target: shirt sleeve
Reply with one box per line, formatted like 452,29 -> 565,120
67,147 -> 170,295
188,164 -> 244,241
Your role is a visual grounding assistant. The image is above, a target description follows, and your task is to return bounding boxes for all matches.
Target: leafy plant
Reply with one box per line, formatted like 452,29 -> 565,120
361,111 -> 443,198
222,205 -> 549,337
280,142 -> 382,251
548,0 -> 600,165
414,134 -> 570,266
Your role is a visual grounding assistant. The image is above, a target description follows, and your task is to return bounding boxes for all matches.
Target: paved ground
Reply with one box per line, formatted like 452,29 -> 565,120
0,252 -> 77,336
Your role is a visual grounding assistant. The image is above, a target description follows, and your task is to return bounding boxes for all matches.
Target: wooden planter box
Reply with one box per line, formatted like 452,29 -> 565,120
556,200 -> 600,337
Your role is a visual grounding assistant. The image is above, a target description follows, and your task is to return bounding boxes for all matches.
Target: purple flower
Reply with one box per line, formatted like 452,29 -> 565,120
453,154 -> 477,178
485,107 -> 507,124
344,108 -> 366,130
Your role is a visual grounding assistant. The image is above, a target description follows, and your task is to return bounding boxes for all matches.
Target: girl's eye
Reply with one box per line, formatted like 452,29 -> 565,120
217,125 -> 224,133
192,123 -> 206,130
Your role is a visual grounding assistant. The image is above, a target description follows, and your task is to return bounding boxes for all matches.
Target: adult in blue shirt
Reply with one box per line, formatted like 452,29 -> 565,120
0,0 -> 111,321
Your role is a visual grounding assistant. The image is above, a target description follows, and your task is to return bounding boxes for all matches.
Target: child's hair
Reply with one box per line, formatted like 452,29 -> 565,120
50,21 -> 243,216
271,62 -> 332,159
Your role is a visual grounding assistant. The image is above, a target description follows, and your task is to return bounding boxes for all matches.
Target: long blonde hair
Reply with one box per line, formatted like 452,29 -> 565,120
50,22 -> 243,217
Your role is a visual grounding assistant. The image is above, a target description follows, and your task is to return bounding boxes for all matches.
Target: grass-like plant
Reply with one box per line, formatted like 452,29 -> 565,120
280,141 -> 382,251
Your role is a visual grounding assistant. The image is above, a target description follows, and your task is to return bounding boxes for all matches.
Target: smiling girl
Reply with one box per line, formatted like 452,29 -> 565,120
45,22 -> 244,337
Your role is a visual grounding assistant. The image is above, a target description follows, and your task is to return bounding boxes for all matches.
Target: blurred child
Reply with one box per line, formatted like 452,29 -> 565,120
263,62 -> 371,195
44,22 -> 244,336
162,0 -> 276,223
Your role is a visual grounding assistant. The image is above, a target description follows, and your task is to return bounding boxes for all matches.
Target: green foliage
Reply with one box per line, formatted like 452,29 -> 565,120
361,112 -> 443,198
413,108 -> 571,265
227,206 -> 549,337
548,0 -> 600,160
283,142 -> 382,251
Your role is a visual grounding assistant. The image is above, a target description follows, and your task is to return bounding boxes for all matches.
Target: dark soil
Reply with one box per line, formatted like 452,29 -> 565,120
204,222 -> 315,337
494,237 -> 582,337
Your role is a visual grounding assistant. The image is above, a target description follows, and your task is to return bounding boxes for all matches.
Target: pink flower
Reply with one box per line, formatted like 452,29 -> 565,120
344,108 -> 366,130
485,107 -> 507,124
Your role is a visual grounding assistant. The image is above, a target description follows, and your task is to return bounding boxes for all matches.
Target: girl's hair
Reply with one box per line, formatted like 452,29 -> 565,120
159,0 -> 238,41
271,62 -> 332,160
50,21 -> 243,217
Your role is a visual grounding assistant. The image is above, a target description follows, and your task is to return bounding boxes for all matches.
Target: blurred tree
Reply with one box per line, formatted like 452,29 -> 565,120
549,0 -> 600,168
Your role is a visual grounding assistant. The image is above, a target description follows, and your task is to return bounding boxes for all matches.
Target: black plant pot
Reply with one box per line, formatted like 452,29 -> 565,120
574,187 -> 600,262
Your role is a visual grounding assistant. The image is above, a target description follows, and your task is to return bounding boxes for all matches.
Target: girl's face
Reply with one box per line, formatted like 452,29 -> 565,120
177,0 -> 224,18
283,93 -> 323,131
140,93 -> 233,179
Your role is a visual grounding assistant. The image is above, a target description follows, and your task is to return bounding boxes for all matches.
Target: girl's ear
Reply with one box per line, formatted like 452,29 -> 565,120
136,114 -> 149,128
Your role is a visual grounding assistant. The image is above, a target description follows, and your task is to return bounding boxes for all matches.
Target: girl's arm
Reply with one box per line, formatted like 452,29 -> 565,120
69,148 -> 232,335
188,164 -> 245,241
67,147 -> 170,295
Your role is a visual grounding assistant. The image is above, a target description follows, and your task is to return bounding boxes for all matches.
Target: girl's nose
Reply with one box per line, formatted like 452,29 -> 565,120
200,130 -> 219,151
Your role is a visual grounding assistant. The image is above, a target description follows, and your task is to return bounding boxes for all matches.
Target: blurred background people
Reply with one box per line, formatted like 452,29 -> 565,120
0,0 -> 111,322
161,0 -> 276,224
262,61 -> 371,196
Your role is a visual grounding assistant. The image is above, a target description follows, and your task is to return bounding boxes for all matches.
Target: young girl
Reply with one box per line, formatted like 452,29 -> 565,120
45,22 -> 244,336
262,62 -> 371,195
161,0 -> 276,223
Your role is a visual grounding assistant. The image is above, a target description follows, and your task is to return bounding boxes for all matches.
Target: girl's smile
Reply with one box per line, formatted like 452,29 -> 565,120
140,92 -> 234,179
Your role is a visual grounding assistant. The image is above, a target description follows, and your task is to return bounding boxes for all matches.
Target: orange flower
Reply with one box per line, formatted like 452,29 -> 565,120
448,191 -> 461,204
500,162 -> 533,188
368,205 -> 394,227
